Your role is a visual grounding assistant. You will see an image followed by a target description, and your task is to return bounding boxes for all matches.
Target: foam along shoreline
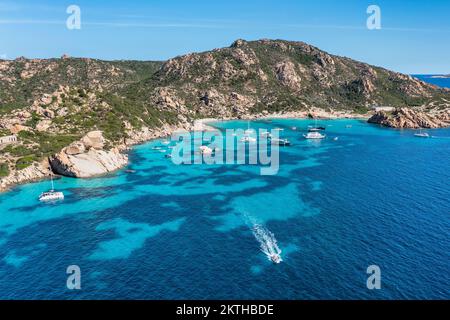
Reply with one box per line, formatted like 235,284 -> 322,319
0,109 -> 370,193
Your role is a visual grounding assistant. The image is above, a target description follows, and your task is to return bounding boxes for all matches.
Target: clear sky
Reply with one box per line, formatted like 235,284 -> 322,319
0,0 -> 449,74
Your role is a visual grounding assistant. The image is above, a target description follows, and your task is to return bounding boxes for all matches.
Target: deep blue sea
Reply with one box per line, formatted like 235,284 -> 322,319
0,118 -> 449,300
413,74 -> 450,88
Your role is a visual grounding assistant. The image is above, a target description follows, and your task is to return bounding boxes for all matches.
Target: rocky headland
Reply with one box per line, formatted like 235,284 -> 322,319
368,107 -> 450,128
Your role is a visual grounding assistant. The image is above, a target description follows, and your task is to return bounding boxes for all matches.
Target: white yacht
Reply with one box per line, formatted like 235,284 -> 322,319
39,175 -> 64,202
304,131 -> 326,139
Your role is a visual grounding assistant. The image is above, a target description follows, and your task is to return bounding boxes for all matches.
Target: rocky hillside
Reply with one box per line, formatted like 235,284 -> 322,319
135,39 -> 449,118
1,39 -> 450,189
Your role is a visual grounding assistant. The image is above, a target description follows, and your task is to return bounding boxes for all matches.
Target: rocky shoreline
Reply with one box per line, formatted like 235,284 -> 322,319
0,120 -> 194,192
368,107 -> 450,129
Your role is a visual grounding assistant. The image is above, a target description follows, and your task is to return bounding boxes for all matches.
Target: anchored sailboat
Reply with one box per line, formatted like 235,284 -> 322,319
414,129 -> 430,138
240,120 -> 257,143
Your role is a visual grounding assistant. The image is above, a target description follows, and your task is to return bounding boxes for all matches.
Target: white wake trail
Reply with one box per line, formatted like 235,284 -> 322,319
252,224 -> 282,262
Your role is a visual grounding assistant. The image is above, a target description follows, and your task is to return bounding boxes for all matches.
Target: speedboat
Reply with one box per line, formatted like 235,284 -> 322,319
304,132 -> 326,139
269,253 -> 282,264
39,175 -> 64,202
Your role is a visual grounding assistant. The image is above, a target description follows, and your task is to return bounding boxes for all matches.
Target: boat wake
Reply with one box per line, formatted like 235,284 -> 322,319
252,224 -> 283,264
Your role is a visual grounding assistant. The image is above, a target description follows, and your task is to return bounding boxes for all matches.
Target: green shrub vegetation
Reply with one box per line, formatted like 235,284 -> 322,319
0,163 -> 9,177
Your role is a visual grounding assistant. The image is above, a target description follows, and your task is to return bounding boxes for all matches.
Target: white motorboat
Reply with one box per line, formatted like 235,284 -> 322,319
269,253 -> 282,264
39,175 -> 64,202
304,132 -> 326,139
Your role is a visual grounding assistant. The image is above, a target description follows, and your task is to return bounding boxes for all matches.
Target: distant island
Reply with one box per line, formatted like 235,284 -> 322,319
431,74 -> 450,79
1,39 -> 450,191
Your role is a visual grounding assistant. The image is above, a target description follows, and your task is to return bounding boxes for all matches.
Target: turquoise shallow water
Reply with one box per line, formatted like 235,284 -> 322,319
0,119 -> 449,299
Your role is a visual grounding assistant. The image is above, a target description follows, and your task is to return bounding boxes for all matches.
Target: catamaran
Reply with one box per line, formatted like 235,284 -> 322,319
39,175 -> 64,202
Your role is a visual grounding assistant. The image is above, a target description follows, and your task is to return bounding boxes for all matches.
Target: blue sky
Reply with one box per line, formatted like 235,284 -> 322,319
0,0 -> 449,73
